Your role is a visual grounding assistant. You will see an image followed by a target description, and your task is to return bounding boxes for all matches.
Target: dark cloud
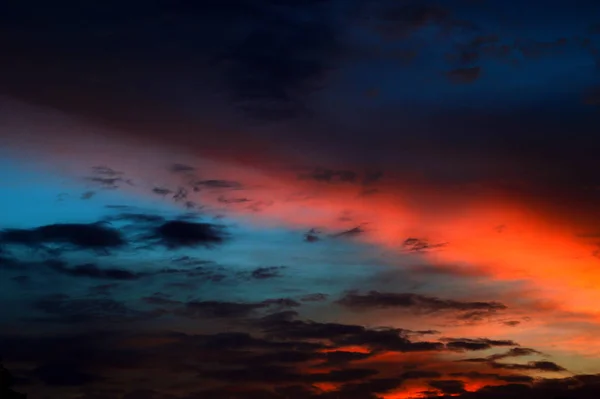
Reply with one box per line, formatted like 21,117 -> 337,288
582,86 -> 600,106
151,187 -> 173,197
202,365 -> 302,384
85,166 -> 134,189
174,298 -> 299,319
88,283 -> 119,296
299,168 -> 359,183
311,368 -> 379,383
321,350 -> 372,366
259,312 -> 444,353
446,34 -> 501,66
332,225 -> 366,238
429,379 -> 467,395
0,319 -> 573,399
0,0 -> 345,123
249,266 -> 286,279
46,261 -> 140,280
497,374 -> 536,383
363,170 -> 384,185
437,375 -> 600,399
204,365 -> 379,385
319,378 -> 401,399
449,371 -> 534,384
487,347 -> 544,361
102,212 -> 166,224
337,291 -> 506,316
30,294 -> 157,324
150,186 -> 190,203
304,228 -> 321,242
261,298 -> 302,308
490,360 -> 566,372
91,166 -> 123,176
299,293 -> 329,302
298,168 -> 384,186
402,238 -> 448,252
204,0 -> 341,121
0,223 -> 125,253
358,1 -> 450,39
175,300 -> 267,319
515,37 -> 570,59
407,264 -> 485,278
443,338 -> 517,351
141,293 -> 181,307
32,363 -> 102,386
217,195 -> 251,204
191,180 -> 243,190
10,275 -> 30,286
169,163 -> 196,173
446,66 -> 482,83
333,328 -> 444,353
459,347 -> 546,367
38,257 -> 228,283
152,220 -> 227,248
0,256 -> 23,271
401,370 -> 443,380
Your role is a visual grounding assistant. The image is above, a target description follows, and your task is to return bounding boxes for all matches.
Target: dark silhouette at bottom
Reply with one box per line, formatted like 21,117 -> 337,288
0,359 -> 27,399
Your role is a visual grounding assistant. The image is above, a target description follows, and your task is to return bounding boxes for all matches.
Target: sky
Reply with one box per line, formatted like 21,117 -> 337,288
1,0 -> 600,398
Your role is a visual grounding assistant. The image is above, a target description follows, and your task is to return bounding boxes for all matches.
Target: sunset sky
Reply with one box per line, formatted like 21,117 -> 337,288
2,1 -> 600,398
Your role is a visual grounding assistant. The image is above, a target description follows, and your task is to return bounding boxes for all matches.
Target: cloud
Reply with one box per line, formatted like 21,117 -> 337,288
449,371 -> 534,384
32,363 -> 102,386
102,212 -> 166,225
169,163 -> 196,173
321,350 -> 372,366
401,238 -> 448,252
0,223 -> 125,253
0,0 -> 346,123
249,266 -> 286,279
258,312 -> 444,353
299,168 -> 359,184
459,347 -> 546,367
173,298 -> 299,320
30,294 -> 157,324
28,257 -> 228,284
191,179 -> 243,191
487,347 -> 544,361
443,338 -> 518,352
11,275 -> 30,286
359,1 -> 451,39
401,370 -> 443,379
46,261 -> 141,280
582,86 -> 600,106
490,360 -> 566,372
206,1 -> 341,121
85,166 -> 133,189
151,220 -> 228,248
0,316 -> 573,399
331,225 -> 367,238
446,66 -> 482,84
304,228 -> 321,242
337,291 -> 506,316
174,300 -> 269,319
429,379 -> 466,395
299,293 -> 329,302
